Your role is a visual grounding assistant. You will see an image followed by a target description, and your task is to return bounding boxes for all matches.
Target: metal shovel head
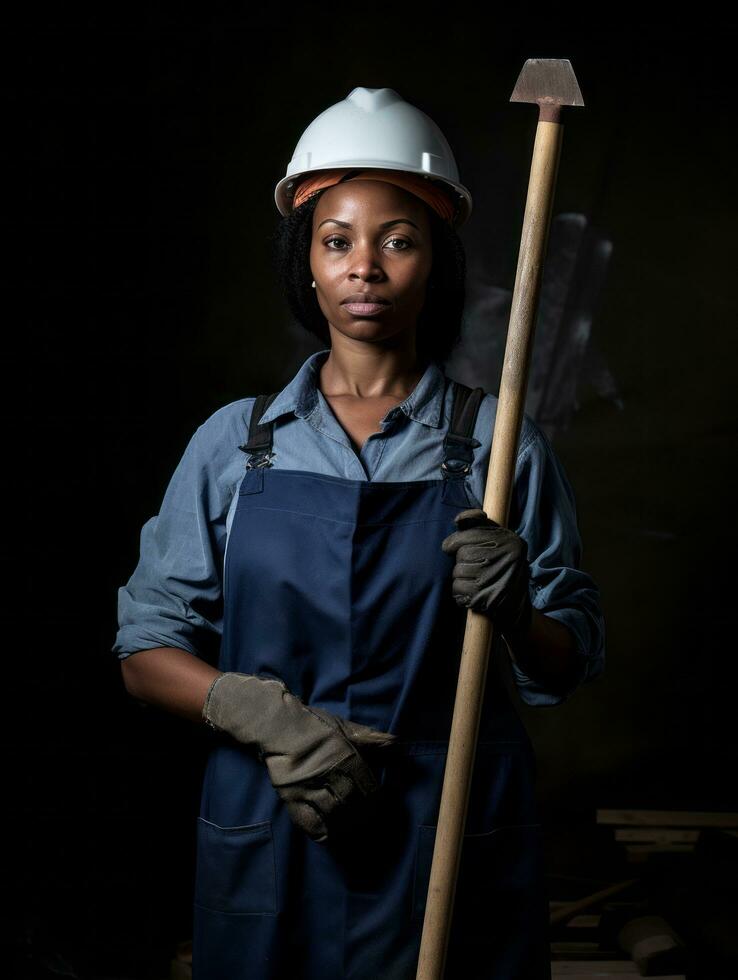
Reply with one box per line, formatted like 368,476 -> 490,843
510,59 -> 584,107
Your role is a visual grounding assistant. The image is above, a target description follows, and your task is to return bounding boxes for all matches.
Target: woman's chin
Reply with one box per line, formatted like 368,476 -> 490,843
329,319 -> 414,347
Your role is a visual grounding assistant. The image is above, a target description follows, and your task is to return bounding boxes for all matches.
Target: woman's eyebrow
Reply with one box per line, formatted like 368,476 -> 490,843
317,218 -> 420,231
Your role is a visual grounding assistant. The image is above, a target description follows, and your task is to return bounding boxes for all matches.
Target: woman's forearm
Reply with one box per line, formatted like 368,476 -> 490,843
504,608 -> 581,695
120,647 -> 223,724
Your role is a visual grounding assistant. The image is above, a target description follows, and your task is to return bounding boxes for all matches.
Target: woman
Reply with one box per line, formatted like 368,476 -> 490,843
113,87 -> 605,979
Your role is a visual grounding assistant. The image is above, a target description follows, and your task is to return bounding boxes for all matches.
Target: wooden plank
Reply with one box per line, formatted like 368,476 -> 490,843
551,942 -> 607,953
566,914 -> 601,928
615,828 -> 699,843
552,965 -> 684,978
624,844 -> 695,855
596,809 -> 738,827
551,965 -> 639,975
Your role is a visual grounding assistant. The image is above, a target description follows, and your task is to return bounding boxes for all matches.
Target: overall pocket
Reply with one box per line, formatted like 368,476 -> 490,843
411,820 -> 544,923
194,817 -> 277,915
408,739 -> 544,925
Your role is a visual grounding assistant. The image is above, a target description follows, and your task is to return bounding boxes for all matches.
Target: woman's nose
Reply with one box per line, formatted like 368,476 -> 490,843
349,244 -> 385,280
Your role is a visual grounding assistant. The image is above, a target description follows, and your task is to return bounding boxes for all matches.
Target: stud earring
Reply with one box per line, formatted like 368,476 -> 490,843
311,280 -> 316,288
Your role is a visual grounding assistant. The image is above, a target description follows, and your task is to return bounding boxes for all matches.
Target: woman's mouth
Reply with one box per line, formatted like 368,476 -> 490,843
340,293 -> 391,317
342,302 -> 391,316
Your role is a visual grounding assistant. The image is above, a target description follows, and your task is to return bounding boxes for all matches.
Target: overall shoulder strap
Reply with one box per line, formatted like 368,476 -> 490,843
441,379 -> 485,478
238,380 -> 486,475
238,392 -> 280,467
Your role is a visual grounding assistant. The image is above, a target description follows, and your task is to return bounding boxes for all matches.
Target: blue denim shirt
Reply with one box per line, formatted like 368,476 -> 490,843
113,348 -> 605,707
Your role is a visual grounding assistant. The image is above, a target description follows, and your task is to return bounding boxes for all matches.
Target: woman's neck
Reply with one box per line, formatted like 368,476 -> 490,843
318,338 -> 426,401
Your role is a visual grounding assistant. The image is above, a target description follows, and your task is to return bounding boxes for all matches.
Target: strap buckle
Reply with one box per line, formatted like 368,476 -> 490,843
245,451 -> 276,470
441,432 -> 481,479
441,458 -> 472,476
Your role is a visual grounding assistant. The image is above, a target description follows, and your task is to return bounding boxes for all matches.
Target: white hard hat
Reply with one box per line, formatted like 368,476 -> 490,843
274,87 -> 473,228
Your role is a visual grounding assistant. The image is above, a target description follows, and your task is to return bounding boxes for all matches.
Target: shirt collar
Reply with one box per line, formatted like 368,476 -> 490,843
257,348 -> 447,429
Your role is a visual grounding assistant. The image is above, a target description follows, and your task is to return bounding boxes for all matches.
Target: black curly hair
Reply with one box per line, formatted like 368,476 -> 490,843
270,184 -> 467,366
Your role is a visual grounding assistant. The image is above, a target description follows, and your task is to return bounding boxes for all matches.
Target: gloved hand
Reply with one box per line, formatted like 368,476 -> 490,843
441,508 -> 533,640
202,672 -> 396,844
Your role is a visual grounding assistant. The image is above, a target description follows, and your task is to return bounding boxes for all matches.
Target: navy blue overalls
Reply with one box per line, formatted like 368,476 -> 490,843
192,377 -> 551,979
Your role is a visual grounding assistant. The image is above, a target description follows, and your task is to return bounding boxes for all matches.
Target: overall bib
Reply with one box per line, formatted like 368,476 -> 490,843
192,378 -> 551,980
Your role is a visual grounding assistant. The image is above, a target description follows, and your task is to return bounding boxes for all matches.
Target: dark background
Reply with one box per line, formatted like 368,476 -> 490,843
8,11 -> 736,979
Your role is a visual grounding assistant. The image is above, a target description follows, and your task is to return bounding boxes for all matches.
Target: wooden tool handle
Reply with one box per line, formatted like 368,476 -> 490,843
486,121 -> 563,525
415,118 -> 564,980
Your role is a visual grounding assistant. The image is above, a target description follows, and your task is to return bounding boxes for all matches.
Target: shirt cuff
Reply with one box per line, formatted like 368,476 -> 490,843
112,626 -> 206,662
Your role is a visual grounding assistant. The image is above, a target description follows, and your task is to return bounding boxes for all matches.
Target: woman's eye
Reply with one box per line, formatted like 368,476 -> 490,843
325,237 -> 348,249
386,238 -> 411,250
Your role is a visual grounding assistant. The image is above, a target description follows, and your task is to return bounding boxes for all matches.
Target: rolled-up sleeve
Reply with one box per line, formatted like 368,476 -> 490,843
112,417 -> 237,663
506,417 -> 606,706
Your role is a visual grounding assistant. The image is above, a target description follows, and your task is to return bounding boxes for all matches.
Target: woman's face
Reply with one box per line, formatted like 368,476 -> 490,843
309,178 -> 433,348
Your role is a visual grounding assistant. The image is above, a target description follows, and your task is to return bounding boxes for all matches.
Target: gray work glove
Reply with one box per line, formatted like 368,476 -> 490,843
202,672 -> 396,844
441,508 -> 533,640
